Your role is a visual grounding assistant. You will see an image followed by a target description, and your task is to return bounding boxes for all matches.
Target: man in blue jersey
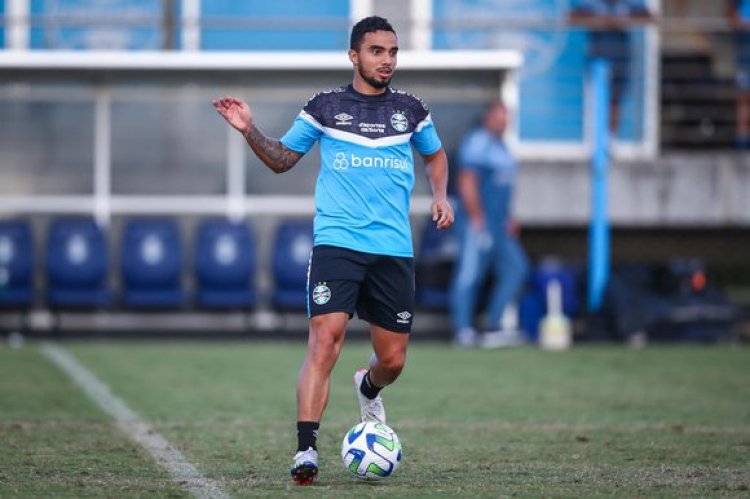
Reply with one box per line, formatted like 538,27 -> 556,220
570,0 -> 652,134
450,101 -> 528,348
213,16 -> 453,485
729,0 -> 750,148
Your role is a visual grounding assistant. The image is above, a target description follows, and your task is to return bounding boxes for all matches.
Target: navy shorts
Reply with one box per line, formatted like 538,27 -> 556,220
307,245 -> 415,333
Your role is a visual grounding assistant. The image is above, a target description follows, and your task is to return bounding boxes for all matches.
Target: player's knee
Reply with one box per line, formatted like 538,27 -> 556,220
308,316 -> 346,363
309,331 -> 338,355
378,350 -> 406,377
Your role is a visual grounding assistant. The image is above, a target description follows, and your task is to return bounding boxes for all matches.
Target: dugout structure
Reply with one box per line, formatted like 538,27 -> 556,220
0,50 -> 521,223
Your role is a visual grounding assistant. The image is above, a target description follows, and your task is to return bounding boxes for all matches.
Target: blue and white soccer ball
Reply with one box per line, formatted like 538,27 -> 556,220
341,421 -> 402,480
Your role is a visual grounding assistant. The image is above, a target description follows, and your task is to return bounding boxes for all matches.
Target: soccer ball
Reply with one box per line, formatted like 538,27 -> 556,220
341,421 -> 402,480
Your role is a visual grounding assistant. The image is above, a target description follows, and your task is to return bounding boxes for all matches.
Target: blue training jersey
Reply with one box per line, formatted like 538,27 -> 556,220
280,84 -> 442,257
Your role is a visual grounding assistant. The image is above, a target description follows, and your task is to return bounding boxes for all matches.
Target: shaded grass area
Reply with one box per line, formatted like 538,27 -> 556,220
0,346 -> 189,497
3,341 -> 750,497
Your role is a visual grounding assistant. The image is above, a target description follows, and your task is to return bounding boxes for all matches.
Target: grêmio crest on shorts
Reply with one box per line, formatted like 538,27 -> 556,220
280,85 -> 443,258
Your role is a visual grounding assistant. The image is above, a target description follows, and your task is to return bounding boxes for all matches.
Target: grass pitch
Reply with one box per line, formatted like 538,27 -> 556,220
1,339 -> 748,497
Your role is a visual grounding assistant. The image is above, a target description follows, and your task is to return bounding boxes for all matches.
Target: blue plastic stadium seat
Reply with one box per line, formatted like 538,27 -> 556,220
194,218 -> 258,309
415,218 -> 459,311
46,217 -> 110,308
272,219 -> 314,311
0,219 -> 35,308
120,217 -> 184,309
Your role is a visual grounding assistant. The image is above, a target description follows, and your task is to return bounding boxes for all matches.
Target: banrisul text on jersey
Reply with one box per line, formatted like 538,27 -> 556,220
280,84 -> 442,257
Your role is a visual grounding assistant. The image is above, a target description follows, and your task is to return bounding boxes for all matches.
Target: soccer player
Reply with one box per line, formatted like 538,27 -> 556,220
213,16 -> 453,485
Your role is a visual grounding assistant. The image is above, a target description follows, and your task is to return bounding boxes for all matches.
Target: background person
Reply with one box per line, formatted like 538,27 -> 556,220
450,101 -> 528,349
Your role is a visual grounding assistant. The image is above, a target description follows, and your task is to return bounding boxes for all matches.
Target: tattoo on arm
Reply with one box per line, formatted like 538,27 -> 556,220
243,125 -> 302,174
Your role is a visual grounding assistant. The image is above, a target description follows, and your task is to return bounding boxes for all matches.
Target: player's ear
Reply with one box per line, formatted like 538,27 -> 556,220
348,49 -> 358,66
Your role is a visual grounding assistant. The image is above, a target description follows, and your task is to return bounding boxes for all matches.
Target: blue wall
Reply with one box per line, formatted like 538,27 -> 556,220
30,0 -> 162,50
200,1 -> 348,51
433,0 -> 644,142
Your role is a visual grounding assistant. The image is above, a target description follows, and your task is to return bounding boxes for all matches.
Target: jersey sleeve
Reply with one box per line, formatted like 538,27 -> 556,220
410,113 -> 442,156
280,114 -> 323,154
279,94 -> 325,154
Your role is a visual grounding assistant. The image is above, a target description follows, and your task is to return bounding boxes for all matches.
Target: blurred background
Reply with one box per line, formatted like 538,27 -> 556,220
0,0 -> 747,344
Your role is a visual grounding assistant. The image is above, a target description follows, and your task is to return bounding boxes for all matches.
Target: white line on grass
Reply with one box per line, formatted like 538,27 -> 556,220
41,342 -> 230,499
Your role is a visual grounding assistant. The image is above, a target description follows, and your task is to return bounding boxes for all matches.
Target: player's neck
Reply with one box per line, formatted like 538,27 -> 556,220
352,79 -> 388,96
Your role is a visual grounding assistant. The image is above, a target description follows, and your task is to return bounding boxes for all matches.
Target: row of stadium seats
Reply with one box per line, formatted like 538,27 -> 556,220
0,217 -> 313,311
0,216 -> 581,336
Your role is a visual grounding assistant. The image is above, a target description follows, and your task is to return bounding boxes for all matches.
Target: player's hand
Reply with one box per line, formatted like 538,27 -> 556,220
212,96 -> 253,135
431,198 -> 454,230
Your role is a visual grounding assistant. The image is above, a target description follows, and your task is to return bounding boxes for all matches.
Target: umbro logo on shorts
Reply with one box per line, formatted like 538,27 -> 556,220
396,311 -> 412,324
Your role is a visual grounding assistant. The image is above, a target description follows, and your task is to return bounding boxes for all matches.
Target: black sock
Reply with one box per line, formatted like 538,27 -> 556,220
359,370 -> 383,400
296,421 -> 319,452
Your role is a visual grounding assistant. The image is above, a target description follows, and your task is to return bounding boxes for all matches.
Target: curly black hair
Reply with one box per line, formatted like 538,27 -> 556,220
350,16 -> 396,51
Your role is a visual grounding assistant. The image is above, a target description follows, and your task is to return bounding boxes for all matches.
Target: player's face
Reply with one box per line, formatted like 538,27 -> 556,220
349,30 -> 399,92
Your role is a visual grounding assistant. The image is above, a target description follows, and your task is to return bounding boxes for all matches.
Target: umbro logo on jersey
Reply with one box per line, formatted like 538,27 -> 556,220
396,311 -> 412,324
334,113 -> 353,125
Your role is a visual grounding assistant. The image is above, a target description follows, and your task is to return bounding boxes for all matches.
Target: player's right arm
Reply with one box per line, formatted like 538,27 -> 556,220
213,96 -> 303,174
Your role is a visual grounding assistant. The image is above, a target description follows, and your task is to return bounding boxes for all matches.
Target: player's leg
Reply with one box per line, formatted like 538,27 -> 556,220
352,326 -> 410,424
291,246 -> 363,485
298,312 -> 349,421
292,312 -> 349,485
354,254 -> 413,422
368,325 -> 410,388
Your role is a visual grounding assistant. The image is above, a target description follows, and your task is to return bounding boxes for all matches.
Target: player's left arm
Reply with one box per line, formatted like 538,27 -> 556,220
421,148 -> 454,230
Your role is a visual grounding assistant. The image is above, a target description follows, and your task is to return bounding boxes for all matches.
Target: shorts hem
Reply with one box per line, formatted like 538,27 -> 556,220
308,308 -> 354,319
358,313 -> 412,334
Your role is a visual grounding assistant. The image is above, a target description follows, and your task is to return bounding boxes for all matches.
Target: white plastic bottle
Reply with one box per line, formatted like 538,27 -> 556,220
539,279 -> 572,351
